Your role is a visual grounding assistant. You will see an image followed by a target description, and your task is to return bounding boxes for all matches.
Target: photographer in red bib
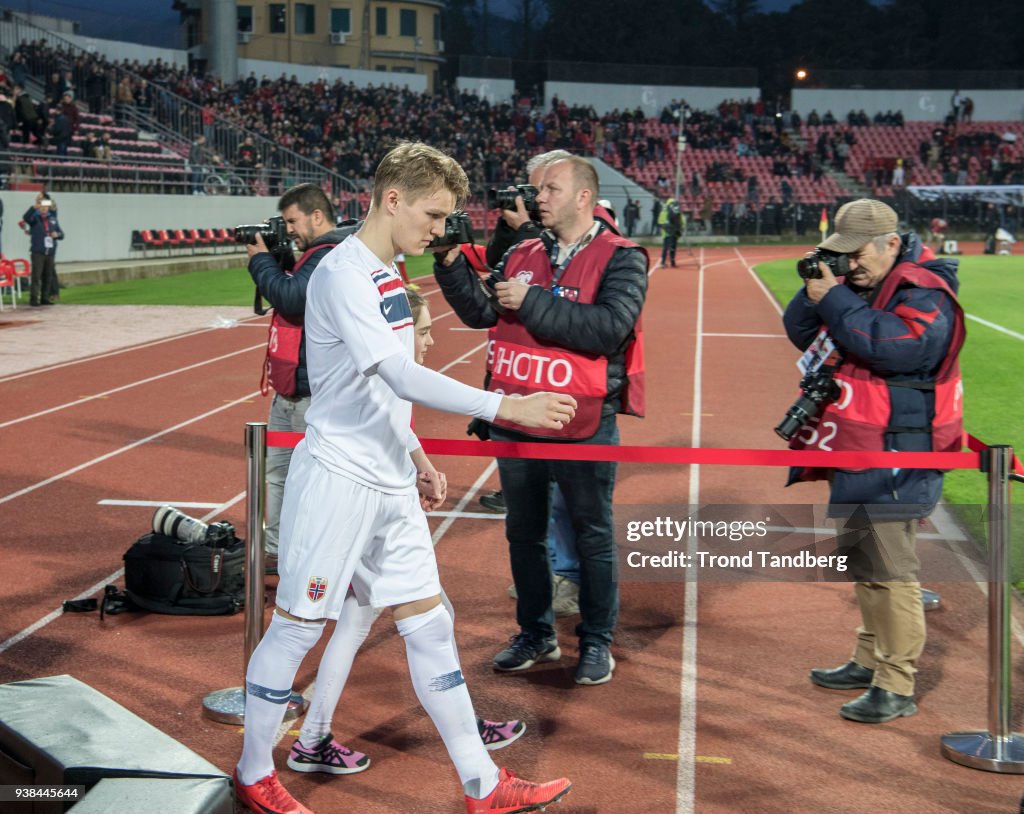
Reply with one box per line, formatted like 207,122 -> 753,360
435,155 -> 648,685
247,183 -> 354,574
781,199 -> 965,723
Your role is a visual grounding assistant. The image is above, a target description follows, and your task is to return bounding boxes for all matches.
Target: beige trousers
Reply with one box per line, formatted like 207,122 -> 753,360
837,517 -> 926,697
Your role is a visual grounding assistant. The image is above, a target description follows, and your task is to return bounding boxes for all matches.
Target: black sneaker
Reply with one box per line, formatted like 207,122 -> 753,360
479,490 -> 506,513
493,632 -> 561,672
574,642 -> 615,685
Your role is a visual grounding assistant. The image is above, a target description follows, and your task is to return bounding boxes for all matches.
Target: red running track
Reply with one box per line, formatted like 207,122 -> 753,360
0,248 -> 1021,813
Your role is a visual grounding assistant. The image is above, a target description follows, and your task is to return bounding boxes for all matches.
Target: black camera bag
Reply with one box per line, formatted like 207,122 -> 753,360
123,532 -> 245,615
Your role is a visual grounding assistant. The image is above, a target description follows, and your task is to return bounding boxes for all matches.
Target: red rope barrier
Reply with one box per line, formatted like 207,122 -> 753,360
266,431 -> 982,470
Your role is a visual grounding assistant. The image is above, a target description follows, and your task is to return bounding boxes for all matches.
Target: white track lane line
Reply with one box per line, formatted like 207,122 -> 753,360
0,494 -> 245,656
0,344 -> 265,429
0,391 -> 262,506
0,315 -> 267,384
676,247 -> 704,814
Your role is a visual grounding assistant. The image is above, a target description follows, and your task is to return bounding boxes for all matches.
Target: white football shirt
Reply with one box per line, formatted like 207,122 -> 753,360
302,235 -> 418,493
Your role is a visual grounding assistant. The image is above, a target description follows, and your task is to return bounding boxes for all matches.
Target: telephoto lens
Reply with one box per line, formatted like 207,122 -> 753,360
152,505 -> 209,545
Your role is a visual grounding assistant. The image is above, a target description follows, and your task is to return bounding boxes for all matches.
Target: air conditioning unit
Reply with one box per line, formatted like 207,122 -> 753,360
330,31 -> 347,45
435,39 -> 445,51
237,31 -> 252,44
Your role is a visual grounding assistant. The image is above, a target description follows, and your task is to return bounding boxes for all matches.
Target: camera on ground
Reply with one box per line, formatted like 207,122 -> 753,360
797,249 -> 849,280
487,184 -> 540,219
427,212 -> 474,252
152,505 -> 236,547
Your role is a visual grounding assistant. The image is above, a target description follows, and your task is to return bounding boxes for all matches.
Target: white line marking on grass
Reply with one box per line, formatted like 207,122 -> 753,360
676,247 -> 704,814
0,495 -> 244,656
734,246 -> 784,317
965,314 -> 1024,341
0,344 -> 265,429
0,392 -> 262,506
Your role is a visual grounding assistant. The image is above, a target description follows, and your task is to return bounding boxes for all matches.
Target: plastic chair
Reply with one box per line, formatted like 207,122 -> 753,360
0,262 -> 16,310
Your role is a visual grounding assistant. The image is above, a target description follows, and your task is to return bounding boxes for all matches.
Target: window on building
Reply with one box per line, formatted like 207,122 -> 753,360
399,8 -> 416,37
269,3 -> 286,33
392,66 -> 414,74
376,64 -> 388,71
375,7 -> 387,36
330,8 -> 351,33
433,13 -> 441,43
238,5 -> 253,32
295,3 -> 315,34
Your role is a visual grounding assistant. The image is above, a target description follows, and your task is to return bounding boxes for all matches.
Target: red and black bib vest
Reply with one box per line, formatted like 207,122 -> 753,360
260,243 -> 336,397
487,229 -> 646,439
789,261 -> 965,469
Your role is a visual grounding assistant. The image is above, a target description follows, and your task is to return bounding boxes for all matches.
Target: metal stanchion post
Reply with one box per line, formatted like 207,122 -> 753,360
941,445 -> 1024,771
202,422 -> 307,724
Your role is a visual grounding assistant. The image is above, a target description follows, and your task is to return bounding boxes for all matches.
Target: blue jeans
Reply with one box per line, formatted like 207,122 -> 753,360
549,483 -> 579,582
491,414 -> 620,647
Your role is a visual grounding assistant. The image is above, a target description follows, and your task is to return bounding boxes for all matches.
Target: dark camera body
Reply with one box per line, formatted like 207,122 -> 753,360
488,184 -> 540,219
427,211 -> 474,252
774,367 -> 842,441
234,215 -> 290,250
236,215 -> 294,270
797,249 -> 850,280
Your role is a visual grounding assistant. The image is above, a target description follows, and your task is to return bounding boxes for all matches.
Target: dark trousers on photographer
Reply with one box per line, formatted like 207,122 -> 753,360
837,515 -> 925,697
490,414 -> 620,648
30,252 -> 58,305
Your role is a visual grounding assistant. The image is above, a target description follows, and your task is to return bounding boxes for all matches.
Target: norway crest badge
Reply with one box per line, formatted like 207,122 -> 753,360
307,576 -> 328,603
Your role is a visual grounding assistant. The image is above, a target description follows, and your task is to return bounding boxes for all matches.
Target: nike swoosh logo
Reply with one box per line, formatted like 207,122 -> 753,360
265,690 -> 292,701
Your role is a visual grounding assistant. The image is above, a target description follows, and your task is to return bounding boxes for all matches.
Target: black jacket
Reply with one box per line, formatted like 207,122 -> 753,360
436,228 -> 648,421
485,217 -> 544,269
247,226 -> 355,397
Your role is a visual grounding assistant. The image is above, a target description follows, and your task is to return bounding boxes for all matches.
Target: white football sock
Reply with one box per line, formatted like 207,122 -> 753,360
395,603 -> 499,798
298,591 -> 375,749
236,612 -> 325,785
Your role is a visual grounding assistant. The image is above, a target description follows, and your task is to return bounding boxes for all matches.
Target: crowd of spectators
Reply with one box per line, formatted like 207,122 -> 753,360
3,37 -> 1021,237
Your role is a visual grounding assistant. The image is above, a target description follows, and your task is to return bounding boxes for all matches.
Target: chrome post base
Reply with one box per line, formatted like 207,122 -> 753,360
941,731 -> 1024,773
201,687 -> 307,725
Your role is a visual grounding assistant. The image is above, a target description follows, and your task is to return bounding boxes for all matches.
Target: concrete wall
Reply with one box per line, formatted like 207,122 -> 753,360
791,89 -> 1024,122
238,58 -> 427,92
455,77 -> 516,106
1,191 -> 278,263
544,82 -> 760,118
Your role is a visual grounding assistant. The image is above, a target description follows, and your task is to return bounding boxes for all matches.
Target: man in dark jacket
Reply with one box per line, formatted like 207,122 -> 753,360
478,149 -> 569,515
782,199 -> 964,724
247,183 -> 349,572
24,193 -> 64,306
436,155 -> 648,685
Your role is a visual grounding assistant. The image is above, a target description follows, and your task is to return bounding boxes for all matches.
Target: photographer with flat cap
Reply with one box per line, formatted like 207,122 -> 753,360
435,155 -> 648,685
247,182 -> 355,573
782,198 -> 965,723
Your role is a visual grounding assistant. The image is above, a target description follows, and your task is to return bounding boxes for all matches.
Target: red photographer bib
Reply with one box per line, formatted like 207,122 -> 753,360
260,243 -> 336,397
789,261 -> 965,469
487,229 -> 645,439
